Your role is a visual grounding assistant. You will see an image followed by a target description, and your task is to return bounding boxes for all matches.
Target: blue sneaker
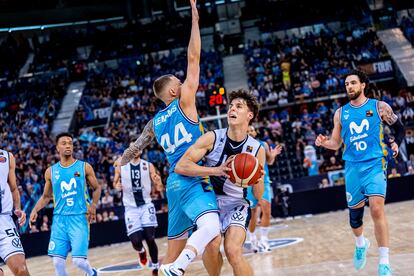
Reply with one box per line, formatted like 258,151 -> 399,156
159,264 -> 184,276
87,268 -> 98,276
378,264 -> 392,276
353,239 -> 370,270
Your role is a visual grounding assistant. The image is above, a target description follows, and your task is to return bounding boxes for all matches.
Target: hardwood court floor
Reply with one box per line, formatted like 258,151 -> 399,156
4,200 -> 414,275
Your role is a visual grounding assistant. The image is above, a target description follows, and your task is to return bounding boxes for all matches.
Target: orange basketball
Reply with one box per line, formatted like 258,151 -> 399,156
227,153 -> 263,187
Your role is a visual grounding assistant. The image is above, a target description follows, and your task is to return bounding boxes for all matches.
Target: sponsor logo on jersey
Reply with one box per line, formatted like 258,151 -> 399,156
12,238 -> 22,248
0,156 -> 6,163
349,119 -> 369,135
60,178 -> 78,198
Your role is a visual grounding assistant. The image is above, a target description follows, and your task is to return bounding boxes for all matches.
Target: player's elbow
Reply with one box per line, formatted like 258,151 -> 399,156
175,160 -> 187,175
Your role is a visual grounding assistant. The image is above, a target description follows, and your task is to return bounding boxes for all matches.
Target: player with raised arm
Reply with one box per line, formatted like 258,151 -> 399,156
120,1 -> 221,275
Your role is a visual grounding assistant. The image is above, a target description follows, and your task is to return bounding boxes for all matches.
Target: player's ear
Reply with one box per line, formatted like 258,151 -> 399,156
247,112 -> 253,120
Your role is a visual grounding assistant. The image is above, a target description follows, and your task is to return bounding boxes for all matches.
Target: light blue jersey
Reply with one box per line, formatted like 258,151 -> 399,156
49,159 -> 91,258
153,99 -> 204,173
340,98 -> 388,162
340,98 -> 388,207
153,99 -> 217,239
51,160 -> 90,215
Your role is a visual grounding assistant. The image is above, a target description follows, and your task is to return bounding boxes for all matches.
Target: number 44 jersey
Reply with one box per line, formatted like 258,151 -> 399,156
154,99 -> 204,174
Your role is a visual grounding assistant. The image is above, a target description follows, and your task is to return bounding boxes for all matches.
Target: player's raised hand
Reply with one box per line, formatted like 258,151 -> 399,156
190,0 -> 199,22
270,144 -> 283,158
390,140 -> 399,158
14,209 -> 26,227
29,210 -> 38,227
315,134 -> 328,147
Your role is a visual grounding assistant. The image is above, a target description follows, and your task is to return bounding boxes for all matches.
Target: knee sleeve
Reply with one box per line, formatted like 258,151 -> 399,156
53,257 -> 68,276
129,231 -> 144,252
349,206 -> 364,229
143,227 -> 159,263
187,212 -> 220,256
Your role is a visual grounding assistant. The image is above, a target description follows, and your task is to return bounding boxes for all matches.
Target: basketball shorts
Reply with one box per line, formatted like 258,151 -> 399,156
48,214 -> 89,259
246,181 -> 272,208
124,203 -> 158,236
166,173 -> 218,239
216,196 -> 251,233
0,214 -> 24,262
345,157 -> 388,208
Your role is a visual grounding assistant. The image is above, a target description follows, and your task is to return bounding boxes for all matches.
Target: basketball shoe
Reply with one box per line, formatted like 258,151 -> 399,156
353,238 -> 370,270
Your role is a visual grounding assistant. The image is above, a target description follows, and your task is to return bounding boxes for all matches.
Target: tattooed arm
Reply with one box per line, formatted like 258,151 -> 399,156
378,101 -> 405,157
120,119 -> 155,166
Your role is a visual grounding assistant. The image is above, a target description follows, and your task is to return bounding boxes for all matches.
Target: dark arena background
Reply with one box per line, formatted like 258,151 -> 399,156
1,0 -> 414,275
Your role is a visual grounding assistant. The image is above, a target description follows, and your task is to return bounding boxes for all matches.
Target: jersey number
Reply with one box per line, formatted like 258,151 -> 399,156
160,123 -> 192,153
353,141 -> 367,151
66,198 -> 74,206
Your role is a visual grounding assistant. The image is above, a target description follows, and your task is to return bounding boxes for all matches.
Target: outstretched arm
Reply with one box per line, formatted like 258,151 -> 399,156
175,131 -> 231,177
180,0 -> 201,121
120,119 -> 155,166
252,147 -> 266,200
315,108 -> 343,150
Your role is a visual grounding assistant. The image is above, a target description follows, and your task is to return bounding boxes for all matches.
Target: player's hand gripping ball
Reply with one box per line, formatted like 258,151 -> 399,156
227,153 -> 263,188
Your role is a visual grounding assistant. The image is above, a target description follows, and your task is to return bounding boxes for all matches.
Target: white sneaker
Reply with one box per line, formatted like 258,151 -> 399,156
251,239 -> 259,253
258,239 -> 271,252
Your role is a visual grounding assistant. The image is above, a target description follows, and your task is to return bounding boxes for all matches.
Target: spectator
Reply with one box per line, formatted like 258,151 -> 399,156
101,190 -> 114,208
325,156 -> 343,172
388,168 -> 401,179
109,211 -> 119,221
404,165 -> 414,176
303,145 -> 319,176
102,211 -> 110,222
319,178 -> 330,189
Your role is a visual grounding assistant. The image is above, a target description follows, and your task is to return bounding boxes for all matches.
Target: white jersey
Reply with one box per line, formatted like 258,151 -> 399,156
0,149 -> 13,215
205,128 -> 262,200
121,159 -> 153,209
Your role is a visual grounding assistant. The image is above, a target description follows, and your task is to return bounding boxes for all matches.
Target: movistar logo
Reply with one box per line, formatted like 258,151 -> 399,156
349,119 -> 369,135
61,178 -> 77,192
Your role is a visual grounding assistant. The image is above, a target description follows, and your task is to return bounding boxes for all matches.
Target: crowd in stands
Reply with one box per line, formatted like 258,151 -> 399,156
244,28 -> 390,106
0,34 -> 31,79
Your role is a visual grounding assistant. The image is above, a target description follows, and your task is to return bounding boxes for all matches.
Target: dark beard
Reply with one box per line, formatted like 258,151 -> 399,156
348,90 -> 362,100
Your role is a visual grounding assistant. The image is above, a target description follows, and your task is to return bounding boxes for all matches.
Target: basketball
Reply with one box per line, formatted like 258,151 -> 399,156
228,153 -> 263,187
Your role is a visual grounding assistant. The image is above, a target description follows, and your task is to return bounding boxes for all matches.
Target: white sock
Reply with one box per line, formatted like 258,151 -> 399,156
72,258 -> 94,275
355,234 -> 366,247
172,249 -> 196,272
248,230 -> 257,242
379,247 -> 389,265
53,257 -> 68,276
260,226 -> 270,240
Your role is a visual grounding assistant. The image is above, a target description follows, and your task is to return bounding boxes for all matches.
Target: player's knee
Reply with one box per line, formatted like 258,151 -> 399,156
205,235 -> 221,254
53,257 -> 66,270
15,265 -> 29,276
224,242 -> 242,265
197,213 -> 220,238
349,206 -> 364,229
370,204 -> 384,220
129,231 -> 144,251
72,257 -> 87,269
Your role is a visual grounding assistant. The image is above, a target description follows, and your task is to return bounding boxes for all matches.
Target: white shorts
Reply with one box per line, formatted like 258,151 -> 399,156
216,196 -> 251,234
124,203 -> 158,236
0,214 -> 24,262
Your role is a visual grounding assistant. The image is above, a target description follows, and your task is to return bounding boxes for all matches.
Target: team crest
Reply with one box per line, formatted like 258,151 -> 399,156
246,146 -> 253,153
344,114 -> 349,120
74,171 -> 81,177
0,156 -> 7,163
366,110 -> 373,117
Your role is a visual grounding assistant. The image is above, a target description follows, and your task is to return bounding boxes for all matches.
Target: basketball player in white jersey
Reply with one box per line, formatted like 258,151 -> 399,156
0,149 -> 30,275
113,152 -> 162,276
176,90 -> 265,276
